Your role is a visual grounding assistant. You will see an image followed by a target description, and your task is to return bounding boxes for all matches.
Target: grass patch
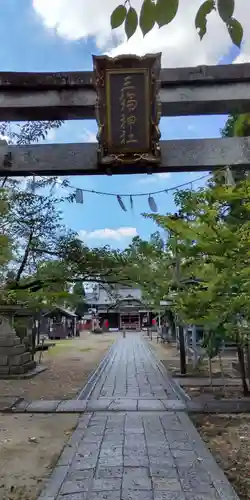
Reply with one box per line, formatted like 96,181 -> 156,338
79,347 -> 93,352
46,340 -> 76,356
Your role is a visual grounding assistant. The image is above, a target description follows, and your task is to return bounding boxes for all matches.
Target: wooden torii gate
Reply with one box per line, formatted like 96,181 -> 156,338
0,60 -> 250,177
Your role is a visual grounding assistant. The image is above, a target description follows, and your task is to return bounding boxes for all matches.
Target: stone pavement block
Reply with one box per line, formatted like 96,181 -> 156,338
82,437 -> 103,447
106,417 -> 125,427
99,445 -> 123,457
149,466 -> 178,479
123,467 -> 151,490
37,496 -> 55,500
71,456 -> 98,470
89,421 -> 107,430
109,399 -> 137,411
138,400 -> 165,411
88,492 -> 121,500
78,414 -> 93,428
69,460 -> 97,472
149,457 -> 176,468
153,493 -> 186,500
12,399 -> 30,412
147,448 -> 172,460
82,442 -> 103,453
38,496 -> 55,500
169,440 -> 194,451
165,430 -> 190,442
86,400 -> 113,411
124,456 -> 149,467
77,447 -> 100,461
67,428 -> 86,447
152,477 -> 182,491
125,426 -> 144,434
213,480 -> 239,500
57,445 -> 78,467
91,478 -> 122,491
161,400 -> 186,411
124,446 -> 147,456
98,456 -> 124,467
95,466 -> 123,478
57,400 -> 87,412
124,439 -> 146,449
25,400 -> 60,412
40,465 -> 69,498
102,438 -> 123,448
180,477 -> 213,493
172,449 -> 197,461
178,467 -> 210,481
60,469 -> 94,495
122,491 -> 153,500
84,430 -> 105,440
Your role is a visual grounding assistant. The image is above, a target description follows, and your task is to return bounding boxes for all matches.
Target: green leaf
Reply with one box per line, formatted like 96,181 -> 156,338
217,0 -> 234,22
139,0 -> 156,36
125,7 -> 138,39
111,5 -> 127,29
227,17 -> 243,47
195,0 -> 215,40
155,0 -> 179,28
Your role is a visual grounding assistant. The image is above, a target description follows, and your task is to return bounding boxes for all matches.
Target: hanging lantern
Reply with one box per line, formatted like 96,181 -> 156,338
225,167 -> 236,187
117,195 -> 127,211
75,189 -> 84,203
130,195 -> 134,211
148,195 -> 158,212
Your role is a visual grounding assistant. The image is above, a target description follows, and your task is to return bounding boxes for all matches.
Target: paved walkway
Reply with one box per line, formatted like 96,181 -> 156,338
39,333 -> 239,500
89,335 -> 179,400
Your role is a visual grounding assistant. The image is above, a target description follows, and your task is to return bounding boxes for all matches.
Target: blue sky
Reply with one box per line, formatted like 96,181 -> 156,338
0,0 -> 242,248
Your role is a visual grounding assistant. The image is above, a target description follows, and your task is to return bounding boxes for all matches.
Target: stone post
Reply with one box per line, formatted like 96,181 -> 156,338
0,316 -> 36,376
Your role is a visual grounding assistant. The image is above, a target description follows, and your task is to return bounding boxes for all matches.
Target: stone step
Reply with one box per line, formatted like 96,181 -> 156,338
1,397 -> 250,414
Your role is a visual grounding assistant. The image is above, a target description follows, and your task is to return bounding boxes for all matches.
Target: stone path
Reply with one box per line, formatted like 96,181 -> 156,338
38,333 -> 239,500
88,335 -> 180,400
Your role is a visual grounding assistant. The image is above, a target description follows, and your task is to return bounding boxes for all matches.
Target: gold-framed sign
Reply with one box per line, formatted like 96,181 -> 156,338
93,53 -> 161,167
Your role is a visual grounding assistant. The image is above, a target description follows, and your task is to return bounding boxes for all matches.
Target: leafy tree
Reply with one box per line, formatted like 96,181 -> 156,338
222,114 -> 250,139
219,113 -> 250,186
111,0 -> 243,47
145,182 -> 250,394
123,233 -> 170,301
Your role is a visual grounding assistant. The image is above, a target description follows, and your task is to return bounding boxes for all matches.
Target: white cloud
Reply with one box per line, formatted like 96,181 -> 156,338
79,226 -> 137,241
138,173 -> 171,184
33,0 -> 249,68
81,128 -> 97,143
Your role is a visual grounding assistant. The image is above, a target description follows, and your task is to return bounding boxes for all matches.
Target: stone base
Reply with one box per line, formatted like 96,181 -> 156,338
0,316 -> 36,378
0,364 -> 46,380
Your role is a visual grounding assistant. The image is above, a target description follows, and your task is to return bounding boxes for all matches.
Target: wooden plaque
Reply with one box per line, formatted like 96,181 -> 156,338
93,53 -> 162,167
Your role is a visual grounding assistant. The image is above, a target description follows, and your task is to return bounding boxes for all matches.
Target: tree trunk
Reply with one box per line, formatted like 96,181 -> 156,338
218,351 -> 226,393
208,357 -> 213,387
237,345 -> 249,395
245,339 -> 250,386
178,324 -> 187,375
15,231 -> 33,284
